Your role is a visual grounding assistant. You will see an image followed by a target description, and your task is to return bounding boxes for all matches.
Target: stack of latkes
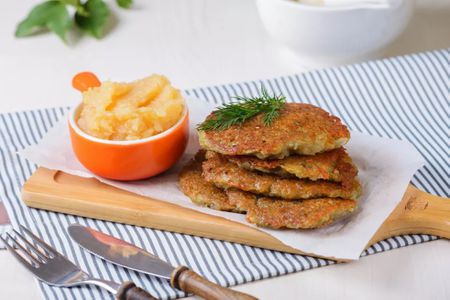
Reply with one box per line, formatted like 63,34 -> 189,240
179,103 -> 362,229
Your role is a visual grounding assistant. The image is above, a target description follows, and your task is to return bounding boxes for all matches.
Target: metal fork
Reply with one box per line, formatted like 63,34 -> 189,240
0,225 -> 156,300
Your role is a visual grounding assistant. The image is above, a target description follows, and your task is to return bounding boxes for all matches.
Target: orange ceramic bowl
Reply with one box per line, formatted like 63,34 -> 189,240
69,103 -> 189,181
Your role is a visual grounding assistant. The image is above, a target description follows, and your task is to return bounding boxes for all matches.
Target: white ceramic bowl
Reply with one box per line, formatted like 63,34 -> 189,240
256,0 -> 415,66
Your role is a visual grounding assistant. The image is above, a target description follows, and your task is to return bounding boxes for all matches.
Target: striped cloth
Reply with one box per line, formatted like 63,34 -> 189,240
0,49 -> 447,300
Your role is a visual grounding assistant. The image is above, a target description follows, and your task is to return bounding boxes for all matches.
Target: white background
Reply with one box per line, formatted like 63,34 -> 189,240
0,0 -> 449,299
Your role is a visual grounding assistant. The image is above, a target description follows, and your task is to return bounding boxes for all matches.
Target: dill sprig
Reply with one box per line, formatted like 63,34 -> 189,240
197,87 -> 286,131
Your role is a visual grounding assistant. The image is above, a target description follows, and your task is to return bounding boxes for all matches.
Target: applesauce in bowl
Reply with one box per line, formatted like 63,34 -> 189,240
69,72 -> 189,181
77,74 -> 185,141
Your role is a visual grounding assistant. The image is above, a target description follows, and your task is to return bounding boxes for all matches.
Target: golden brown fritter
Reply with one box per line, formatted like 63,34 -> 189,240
202,152 -> 361,200
227,189 -> 357,229
178,152 -> 358,229
198,103 -> 350,159
223,147 -> 357,188
225,189 -> 254,213
226,189 -> 357,229
178,151 -> 243,212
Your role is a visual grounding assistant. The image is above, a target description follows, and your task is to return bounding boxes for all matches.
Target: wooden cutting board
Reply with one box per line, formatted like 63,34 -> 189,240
22,167 -> 450,261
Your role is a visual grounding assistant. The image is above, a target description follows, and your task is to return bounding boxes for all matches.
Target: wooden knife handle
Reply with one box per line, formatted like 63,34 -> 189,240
116,282 -> 157,300
170,266 -> 257,300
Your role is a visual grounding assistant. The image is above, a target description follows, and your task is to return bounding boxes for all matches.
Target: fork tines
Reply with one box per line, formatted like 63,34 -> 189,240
0,225 -> 57,269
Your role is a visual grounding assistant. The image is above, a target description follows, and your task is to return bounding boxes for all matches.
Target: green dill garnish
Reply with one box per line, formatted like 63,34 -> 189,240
197,87 -> 286,131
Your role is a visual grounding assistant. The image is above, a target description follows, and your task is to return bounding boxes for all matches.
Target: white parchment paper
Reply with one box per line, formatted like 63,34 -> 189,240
19,97 -> 425,260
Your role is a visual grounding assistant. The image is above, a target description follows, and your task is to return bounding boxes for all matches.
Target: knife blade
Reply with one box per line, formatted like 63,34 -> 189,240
68,224 -> 257,300
68,223 -> 173,279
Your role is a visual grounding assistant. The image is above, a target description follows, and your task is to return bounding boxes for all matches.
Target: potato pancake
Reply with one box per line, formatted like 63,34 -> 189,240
179,152 -> 358,229
219,147 -> 357,189
227,189 -> 357,229
178,151 -> 242,212
198,103 -> 350,159
203,152 -> 361,200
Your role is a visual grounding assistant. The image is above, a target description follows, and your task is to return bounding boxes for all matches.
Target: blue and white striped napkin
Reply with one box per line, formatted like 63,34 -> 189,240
0,202 -> 11,248
0,49 -> 447,300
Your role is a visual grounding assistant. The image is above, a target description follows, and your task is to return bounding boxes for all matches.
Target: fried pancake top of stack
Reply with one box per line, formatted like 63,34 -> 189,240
203,152 -> 361,200
198,103 -> 350,159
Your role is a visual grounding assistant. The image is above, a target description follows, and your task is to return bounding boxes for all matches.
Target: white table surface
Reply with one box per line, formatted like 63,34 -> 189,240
0,1 -> 449,299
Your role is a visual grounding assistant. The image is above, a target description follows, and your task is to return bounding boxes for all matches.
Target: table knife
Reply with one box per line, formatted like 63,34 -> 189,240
68,224 -> 257,300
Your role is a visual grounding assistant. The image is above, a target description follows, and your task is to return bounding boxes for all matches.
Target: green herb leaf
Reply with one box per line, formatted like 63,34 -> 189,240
60,0 -> 79,6
15,1 -> 72,41
75,0 -> 110,39
116,0 -> 133,9
197,87 -> 286,131
60,0 -> 88,16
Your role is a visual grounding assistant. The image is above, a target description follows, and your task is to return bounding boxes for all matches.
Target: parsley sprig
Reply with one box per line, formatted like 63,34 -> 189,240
197,87 -> 286,131
15,0 -> 133,43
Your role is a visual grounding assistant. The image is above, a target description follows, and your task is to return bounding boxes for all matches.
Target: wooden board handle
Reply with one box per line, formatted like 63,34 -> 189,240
369,185 -> 450,245
171,266 -> 258,300
116,282 -> 157,300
